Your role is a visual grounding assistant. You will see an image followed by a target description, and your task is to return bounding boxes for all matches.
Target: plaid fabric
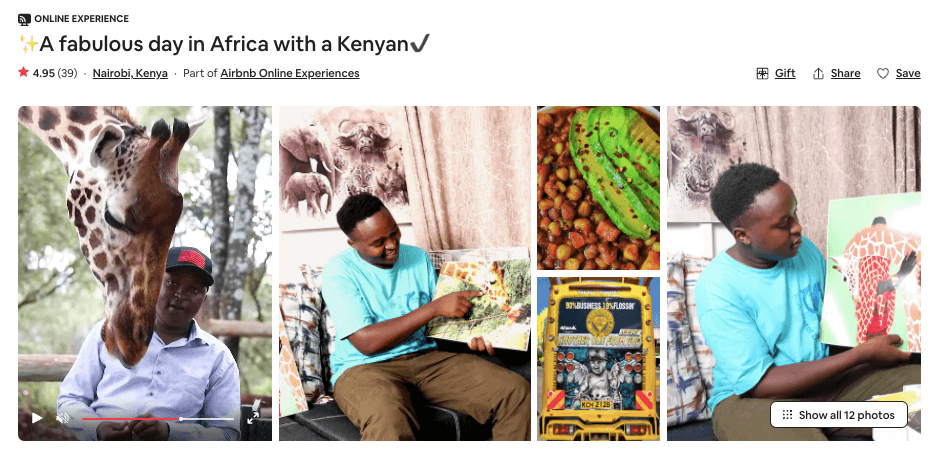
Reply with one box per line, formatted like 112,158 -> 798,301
684,255 -> 716,398
280,283 -> 326,402
319,300 -> 336,394
667,252 -> 712,426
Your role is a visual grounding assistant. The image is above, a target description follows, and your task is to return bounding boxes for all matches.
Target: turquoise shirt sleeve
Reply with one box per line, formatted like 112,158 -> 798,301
322,254 -> 374,341
697,276 -> 774,398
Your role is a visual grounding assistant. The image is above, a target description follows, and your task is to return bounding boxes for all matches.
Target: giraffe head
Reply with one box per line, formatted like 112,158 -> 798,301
829,253 -> 859,304
440,261 -> 512,312
830,217 -> 920,304
481,261 -> 510,312
19,106 -> 204,366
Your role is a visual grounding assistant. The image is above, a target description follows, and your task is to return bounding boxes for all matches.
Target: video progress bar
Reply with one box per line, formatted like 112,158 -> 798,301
83,417 -> 235,421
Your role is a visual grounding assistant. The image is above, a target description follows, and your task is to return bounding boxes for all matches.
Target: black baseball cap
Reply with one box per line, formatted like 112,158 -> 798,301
165,246 -> 214,287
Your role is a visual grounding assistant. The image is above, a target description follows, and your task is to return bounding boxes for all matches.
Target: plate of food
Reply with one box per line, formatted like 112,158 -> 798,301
536,106 -> 661,270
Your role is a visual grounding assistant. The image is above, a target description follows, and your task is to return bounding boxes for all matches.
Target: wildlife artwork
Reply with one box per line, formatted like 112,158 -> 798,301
278,305 -> 309,417
18,106 -> 203,366
427,259 -> 531,351
820,193 -> 921,352
667,106 -> 746,222
279,106 -> 411,231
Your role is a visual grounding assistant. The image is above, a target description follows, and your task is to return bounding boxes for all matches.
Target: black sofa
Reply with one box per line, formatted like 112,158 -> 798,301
280,340 -> 531,441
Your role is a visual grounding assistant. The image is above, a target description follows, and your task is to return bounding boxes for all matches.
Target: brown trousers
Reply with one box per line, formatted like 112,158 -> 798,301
713,364 -> 920,441
333,350 -> 531,441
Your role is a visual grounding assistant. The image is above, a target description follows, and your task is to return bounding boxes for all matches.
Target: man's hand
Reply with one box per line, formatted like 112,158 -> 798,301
96,421 -> 131,441
348,290 -> 483,355
853,334 -> 913,366
746,333 -> 913,400
468,336 -> 495,355
127,413 -> 170,441
432,291 -> 481,318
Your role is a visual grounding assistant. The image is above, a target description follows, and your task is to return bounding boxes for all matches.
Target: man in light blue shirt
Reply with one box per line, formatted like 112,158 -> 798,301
325,243 -> 439,384
322,193 -> 530,440
58,247 -> 240,441
697,163 -> 918,440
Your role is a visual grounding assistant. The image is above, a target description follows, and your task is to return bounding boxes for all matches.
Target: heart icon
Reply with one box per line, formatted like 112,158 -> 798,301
877,68 -> 889,79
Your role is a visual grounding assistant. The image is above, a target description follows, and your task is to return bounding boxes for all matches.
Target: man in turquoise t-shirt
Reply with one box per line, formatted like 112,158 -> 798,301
697,163 -> 919,440
321,193 -> 530,440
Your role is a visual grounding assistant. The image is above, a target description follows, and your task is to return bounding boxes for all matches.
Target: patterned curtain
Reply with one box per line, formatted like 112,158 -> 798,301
745,106 -> 921,255
402,106 -> 531,250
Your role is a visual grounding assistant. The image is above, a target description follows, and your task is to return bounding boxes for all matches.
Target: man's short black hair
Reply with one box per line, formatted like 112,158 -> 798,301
337,192 -> 386,237
710,163 -> 780,229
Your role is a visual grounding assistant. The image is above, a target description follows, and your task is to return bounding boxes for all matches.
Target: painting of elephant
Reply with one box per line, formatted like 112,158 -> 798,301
279,124 -> 341,212
279,106 -> 411,231
283,172 -> 333,219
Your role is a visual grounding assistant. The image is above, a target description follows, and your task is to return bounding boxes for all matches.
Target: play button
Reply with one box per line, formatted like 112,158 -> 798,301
32,413 -> 42,424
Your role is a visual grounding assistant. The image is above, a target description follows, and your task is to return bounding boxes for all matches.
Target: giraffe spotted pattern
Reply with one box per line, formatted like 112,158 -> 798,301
19,106 -> 204,366
857,256 -> 896,342
830,219 -> 921,351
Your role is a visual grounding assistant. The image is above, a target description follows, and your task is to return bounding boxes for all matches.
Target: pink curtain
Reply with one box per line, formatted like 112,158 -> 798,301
402,107 -> 531,251
744,106 -> 920,255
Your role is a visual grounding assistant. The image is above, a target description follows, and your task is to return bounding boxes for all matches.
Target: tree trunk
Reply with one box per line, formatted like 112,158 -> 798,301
206,107 -> 232,322
219,106 -> 265,359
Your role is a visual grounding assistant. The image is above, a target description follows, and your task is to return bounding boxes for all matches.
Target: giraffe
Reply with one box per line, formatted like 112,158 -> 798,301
829,217 -> 921,351
19,106 -> 204,366
278,303 -> 308,416
439,261 -> 511,312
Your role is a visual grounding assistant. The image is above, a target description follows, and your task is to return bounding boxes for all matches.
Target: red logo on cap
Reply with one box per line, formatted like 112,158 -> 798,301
178,250 -> 205,269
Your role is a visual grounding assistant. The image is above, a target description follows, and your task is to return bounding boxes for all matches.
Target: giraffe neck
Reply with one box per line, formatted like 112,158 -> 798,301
845,224 -> 920,264
18,106 -> 203,367
837,222 -> 922,349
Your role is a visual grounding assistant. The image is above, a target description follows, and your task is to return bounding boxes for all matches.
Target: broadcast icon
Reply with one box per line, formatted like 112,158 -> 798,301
56,413 -> 70,424
19,14 -> 31,26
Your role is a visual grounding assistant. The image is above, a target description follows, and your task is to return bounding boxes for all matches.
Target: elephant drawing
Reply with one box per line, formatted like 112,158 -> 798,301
279,124 -> 341,212
284,172 -> 333,219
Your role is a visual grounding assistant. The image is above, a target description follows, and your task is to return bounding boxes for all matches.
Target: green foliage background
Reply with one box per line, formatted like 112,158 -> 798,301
427,259 -> 531,348
819,193 -> 921,351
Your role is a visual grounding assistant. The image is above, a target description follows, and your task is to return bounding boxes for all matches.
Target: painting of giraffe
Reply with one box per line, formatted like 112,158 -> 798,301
427,259 -> 531,350
278,305 -> 309,417
18,106 -> 204,366
820,193 -> 921,352
440,261 -> 511,312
